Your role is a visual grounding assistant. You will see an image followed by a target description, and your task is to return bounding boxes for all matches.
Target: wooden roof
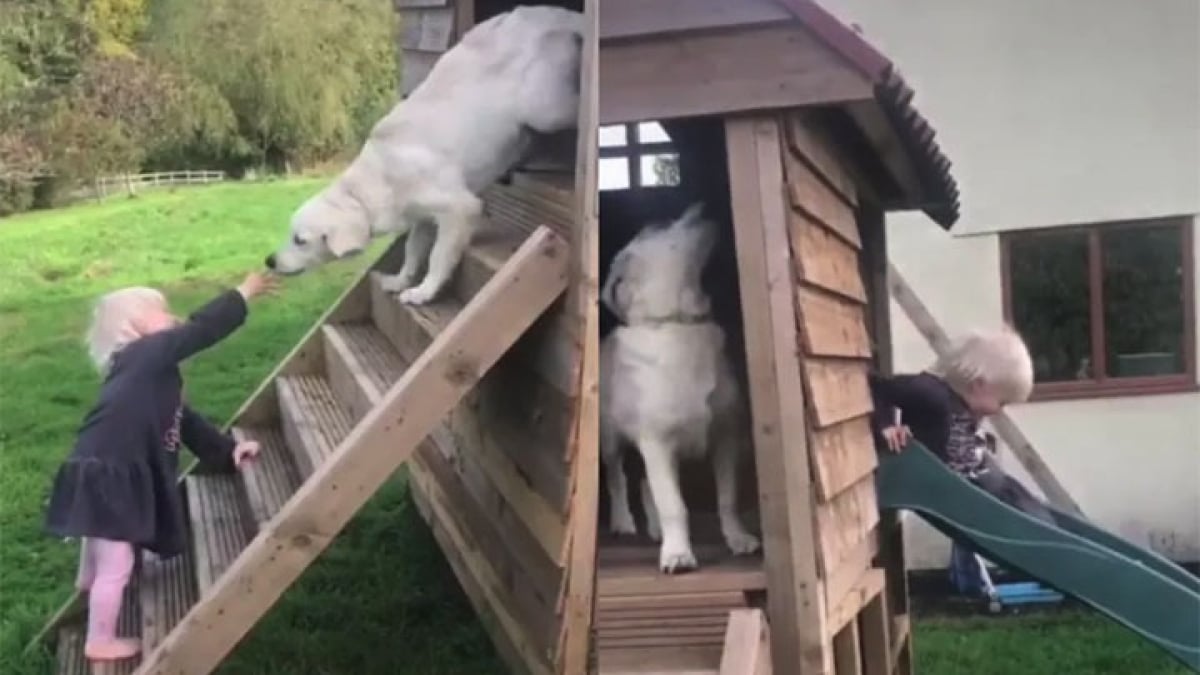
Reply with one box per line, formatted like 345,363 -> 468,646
599,0 -> 960,228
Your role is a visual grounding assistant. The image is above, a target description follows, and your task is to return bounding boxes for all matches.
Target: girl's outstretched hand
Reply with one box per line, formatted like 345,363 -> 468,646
237,271 -> 280,301
233,440 -> 261,469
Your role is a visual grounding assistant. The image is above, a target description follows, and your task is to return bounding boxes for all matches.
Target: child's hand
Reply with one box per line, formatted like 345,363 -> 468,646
233,440 -> 261,469
881,425 -> 912,453
237,272 -> 280,301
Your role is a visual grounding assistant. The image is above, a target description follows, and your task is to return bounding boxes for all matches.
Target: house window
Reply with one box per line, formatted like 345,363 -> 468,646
598,122 -> 680,191
1001,218 -> 1196,399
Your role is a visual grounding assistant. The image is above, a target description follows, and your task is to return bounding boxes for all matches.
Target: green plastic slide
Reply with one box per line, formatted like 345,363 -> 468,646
876,443 -> 1200,672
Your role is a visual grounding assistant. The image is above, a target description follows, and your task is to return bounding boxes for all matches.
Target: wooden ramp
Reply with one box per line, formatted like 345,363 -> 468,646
50,200 -> 569,674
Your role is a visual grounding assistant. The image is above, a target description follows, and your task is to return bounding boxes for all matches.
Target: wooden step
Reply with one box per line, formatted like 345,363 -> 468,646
132,227 -> 568,675
369,272 -> 460,363
185,474 -> 252,594
139,550 -> 196,656
322,323 -> 407,422
276,374 -> 354,478
236,426 -> 302,527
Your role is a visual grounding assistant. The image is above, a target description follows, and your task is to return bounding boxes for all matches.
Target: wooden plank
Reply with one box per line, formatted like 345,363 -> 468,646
827,569 -> 885,636
802,358 -> 873,429
832,620 -> 863,675
795,287 -> 871,359
409,452 -> 556,675
140,550 -> 196,655
859,594 -> 891,675
395,0 -> 448,7
598,557 -> 765,597
558,0 -> 598,669
599,24 -> 872,125
401,8 -> 455,52
725,116 -> 830,674
719,609 -> 772,675
414,444 -> 560,661
598,591 -> 745,613
785,151 -> 860,249
886,262 -> 1085,516
235,427 -> 300,528
822,531 -> 877,623
786,113 -> 858,207
599,0 -> 790,40
810,416 -> 877,503
790,210 -> 867,302
598,645 -> 724,673
815,477 -> 879,578
135,227 -> 569,675
186,475 -> 251,594
427,426 -> 564,606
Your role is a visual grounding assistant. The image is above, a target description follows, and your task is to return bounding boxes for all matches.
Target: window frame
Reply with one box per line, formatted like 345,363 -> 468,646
598,122 -> 678,190
999,216 -> 1197,401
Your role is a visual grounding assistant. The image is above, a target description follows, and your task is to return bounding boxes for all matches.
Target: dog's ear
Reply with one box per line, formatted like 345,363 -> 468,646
601,249 -> 634,321
679,202 -> 706,225
325,216 -> 371,259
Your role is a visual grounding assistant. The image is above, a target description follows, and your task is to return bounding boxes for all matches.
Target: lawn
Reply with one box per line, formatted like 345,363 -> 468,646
0,182 -> 1186,674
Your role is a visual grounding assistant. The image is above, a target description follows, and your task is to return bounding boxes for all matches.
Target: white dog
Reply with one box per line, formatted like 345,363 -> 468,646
265,6 -> 582,305
600,204 -> 761,573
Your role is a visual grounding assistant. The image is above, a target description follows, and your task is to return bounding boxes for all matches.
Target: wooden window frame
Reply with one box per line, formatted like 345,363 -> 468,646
1000,216 -> 1197,401
598,122 -> 677,190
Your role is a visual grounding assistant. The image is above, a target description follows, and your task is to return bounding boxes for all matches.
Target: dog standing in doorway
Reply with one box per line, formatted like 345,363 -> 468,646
600,203 -> 761,573
264,6 -> 582,305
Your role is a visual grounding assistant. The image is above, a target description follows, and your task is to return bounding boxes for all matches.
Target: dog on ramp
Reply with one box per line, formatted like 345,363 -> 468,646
600,203 -> 760,573
265,5 -> 582,305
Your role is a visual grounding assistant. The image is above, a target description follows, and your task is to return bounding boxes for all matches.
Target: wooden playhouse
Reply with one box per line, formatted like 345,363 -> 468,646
41,1 -> 601,674
595,1 -> 960,673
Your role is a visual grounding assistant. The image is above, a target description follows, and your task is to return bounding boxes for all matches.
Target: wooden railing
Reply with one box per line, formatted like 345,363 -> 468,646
80,170 -> 227,200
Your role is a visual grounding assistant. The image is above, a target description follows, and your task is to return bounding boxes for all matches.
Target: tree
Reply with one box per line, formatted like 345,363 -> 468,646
145,0 -> 398,171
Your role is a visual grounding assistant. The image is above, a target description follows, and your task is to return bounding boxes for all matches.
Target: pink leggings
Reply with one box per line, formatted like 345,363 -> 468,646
76,538 -> 135,643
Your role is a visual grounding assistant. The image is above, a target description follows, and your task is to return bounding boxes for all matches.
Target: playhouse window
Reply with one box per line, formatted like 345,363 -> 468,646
598,122 -> 680,191
1001,217 -> 1196,399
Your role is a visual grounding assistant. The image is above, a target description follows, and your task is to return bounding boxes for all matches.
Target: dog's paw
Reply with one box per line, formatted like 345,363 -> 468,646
608,510 -> 638,537
724,529 -> 761,556
398,285 -> 437,305
379,275 -> 416,293
659,544 -> 698,574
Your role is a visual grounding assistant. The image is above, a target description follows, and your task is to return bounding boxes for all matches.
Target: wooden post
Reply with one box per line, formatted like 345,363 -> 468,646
720,609 -> 773,675
886,262 -> 1085,516
726,115 -> 830,674
558,0 -> 598,671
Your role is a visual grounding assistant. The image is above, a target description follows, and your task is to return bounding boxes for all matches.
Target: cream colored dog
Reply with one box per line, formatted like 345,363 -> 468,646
600,204 -> 761,573
265,6 -> 582,305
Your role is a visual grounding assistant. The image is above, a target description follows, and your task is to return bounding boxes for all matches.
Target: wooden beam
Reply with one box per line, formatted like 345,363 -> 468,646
600,24 -> 872,125
134,228 -> 569,675
726,115 -> 830,675
599,0 -> 790,40
719,609 -> 773,675
885,262 -> 1085,516
557,0 -> 599,670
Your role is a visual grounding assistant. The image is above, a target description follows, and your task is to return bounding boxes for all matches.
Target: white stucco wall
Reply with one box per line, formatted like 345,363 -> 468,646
827,0 -> 1200,569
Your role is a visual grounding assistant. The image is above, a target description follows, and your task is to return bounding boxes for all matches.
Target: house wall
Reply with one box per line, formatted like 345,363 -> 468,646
826,0 -> 1200,568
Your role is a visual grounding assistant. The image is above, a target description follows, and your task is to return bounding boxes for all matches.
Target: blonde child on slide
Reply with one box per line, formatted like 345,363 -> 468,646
43,271 -> 278,661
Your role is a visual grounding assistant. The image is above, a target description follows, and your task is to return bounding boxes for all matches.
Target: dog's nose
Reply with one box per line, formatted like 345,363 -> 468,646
264,254 -> 276,270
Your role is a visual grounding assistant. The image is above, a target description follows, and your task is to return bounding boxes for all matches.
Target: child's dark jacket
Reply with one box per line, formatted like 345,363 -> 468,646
44,290 -> 247,556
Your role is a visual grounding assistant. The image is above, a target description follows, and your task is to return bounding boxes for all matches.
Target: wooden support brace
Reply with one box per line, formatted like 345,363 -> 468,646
885,261 -> 1085,516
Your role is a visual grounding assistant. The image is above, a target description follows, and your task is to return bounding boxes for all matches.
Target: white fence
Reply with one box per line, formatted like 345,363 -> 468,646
82,170 -> 227,200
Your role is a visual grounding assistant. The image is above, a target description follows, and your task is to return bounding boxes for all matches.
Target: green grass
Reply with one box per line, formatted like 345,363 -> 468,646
0,183 -> 1187,674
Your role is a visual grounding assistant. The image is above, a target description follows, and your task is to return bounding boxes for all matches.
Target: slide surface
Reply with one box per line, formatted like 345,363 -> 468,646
876,443 -> 1200,672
